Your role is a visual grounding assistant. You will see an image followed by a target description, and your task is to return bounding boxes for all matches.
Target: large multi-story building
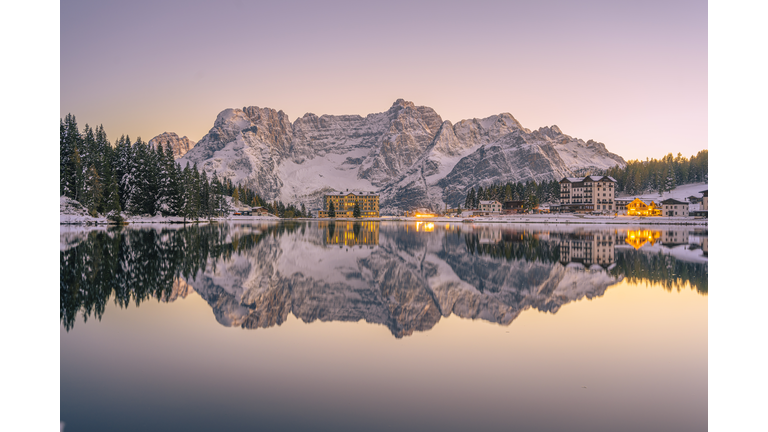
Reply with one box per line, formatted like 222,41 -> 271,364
559,176 -> 617,212
318,191 -> 380,218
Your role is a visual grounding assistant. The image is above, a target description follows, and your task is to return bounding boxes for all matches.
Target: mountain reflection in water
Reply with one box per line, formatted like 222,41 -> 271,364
60,222 -> 707,336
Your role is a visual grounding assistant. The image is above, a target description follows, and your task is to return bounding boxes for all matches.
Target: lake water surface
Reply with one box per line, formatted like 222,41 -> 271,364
61,221 -> 707,432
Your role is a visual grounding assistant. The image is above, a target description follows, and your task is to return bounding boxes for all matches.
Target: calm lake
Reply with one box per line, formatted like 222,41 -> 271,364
61,221 -> 707,432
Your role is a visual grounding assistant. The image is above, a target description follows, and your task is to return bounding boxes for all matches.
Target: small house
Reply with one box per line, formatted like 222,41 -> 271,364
626,199 -> 661,217
660,198 -> 689,217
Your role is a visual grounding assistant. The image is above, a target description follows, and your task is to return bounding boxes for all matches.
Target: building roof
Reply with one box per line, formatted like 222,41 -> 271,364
326,191 -> 379,197
560,175 -> 617,183
479,200 -> 501,205
699,190 -> 708,197
660,198 -> 689,205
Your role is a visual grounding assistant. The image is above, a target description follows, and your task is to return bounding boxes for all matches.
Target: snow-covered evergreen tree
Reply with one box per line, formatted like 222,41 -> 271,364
83,165 -> 103,216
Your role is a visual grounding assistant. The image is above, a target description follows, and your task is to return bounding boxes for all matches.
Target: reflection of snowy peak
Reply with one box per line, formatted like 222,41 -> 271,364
177,100 -> 626,212
183,225 -> 622,338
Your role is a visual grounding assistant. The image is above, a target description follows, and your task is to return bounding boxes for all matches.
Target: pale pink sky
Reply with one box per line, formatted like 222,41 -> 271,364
61,0 -> 707,161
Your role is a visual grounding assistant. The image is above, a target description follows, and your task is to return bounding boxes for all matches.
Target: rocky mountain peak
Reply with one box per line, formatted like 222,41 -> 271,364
177,100 -> 626,211
148,132 -> 195,159
391,98 -> 414,109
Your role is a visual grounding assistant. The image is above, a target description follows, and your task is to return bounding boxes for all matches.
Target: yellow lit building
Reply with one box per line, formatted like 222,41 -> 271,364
318,191 -> 380,218
626,198 -> 661,217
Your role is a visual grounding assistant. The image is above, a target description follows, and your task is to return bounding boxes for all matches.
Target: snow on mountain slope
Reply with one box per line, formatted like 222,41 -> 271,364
177,100 -> 626,211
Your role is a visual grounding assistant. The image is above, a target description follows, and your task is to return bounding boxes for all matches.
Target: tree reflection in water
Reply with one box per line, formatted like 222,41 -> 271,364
61,223 -> 707,335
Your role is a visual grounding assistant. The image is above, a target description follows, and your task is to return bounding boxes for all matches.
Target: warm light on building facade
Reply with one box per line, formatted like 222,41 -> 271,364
626,198 -> 661,217
319,191 -> 380,218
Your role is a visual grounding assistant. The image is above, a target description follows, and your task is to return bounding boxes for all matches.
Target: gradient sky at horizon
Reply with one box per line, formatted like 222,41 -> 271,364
61,0 -> 707,161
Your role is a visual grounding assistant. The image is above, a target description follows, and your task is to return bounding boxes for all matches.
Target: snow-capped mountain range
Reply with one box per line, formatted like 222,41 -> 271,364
174,99 -> 626,212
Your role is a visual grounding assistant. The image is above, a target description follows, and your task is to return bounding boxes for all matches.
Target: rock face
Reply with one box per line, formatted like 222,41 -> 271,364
177,100 -> 626,212
148,132 -> 195,159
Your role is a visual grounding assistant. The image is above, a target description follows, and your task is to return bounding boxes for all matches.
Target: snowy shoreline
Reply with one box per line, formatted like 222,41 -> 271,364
61,213 -> 707,226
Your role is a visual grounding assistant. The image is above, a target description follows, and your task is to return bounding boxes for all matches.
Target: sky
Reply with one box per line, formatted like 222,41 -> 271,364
59,0 -> 707,161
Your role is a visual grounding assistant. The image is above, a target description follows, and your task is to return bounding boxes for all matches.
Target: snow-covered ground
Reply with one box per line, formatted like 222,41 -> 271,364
60,196 -> 107,224
391,213 -> 707,226
618,182 -> 708,202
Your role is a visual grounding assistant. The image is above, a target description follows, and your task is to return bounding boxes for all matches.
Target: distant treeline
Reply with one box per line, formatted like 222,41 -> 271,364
462,180 -> 561,210
60,114 -> 309,220
605,150 -> 708,196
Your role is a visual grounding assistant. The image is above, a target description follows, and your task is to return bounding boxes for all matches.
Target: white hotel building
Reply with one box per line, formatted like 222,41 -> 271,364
559,176 -> 618,212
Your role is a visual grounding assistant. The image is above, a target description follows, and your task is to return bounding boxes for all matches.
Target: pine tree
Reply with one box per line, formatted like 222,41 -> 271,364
328,201 -> 336,217
83,165 -> 103,216
232,188 -> 240,207
524,192 -> 539,211
465,188 -> 476,209
200,170 -> 210,218
60,114 -> 86,202
104,172 -> 122,222
181,163 -> 194,222
353,200 -> 361,218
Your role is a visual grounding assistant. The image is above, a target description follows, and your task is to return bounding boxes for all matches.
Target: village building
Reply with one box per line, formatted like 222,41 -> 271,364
404,208 -> 436,217
318,191 -> 380,218
502,200 -> 525,214
660,198 -> 689,217
251,206 -> 271,216
700,190 -> 708,211
614,198 -> 635,214
626,198 -> 662,217
559,175 -> 617,212
478,200 -> 502,215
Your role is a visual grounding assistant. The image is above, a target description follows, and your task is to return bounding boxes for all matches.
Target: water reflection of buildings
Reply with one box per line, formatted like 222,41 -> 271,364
321,221 -> 379,247
555,230 -> 617,268
623,230 -> 662,249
